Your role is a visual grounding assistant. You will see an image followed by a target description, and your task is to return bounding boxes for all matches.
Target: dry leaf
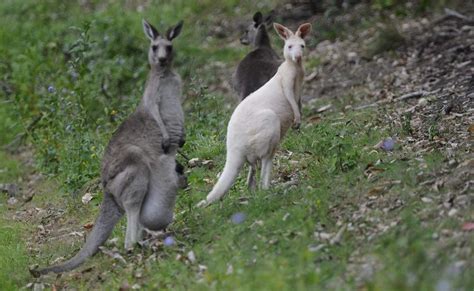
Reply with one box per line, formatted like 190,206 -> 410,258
81,193 -> 94,204
307,115 -> 322,124
462,222 -> 474,231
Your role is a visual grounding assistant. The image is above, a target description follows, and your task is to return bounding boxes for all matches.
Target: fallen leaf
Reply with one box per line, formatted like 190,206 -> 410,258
315,104 -> 332,113
468,124 -> 474,135
307,115 -> 322,124
83,222 -> 94,230
188,158 -> 201,167
462,222 -> 474,231
364,163 -> 385,180
81,193 -> 94,204
330,225 -> 346,245
367,186 -> 385,197
187,250 -> 196,264
99,246 -> 127,264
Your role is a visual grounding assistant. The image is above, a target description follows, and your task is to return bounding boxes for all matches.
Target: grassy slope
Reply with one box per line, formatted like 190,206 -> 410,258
0,0 -> 472,290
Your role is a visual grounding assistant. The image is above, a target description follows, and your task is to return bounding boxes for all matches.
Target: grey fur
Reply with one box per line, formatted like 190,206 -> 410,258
233,12 -> 281,101
141,19 -> 185,152
31,20 -> 185,277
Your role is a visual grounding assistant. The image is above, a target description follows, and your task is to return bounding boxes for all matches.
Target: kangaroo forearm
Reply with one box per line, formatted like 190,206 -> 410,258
150,106 -> 169,138
284,88 -> 300,119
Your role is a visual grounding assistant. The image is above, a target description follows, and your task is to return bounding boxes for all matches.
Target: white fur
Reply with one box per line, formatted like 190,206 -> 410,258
198,23 -> 312,207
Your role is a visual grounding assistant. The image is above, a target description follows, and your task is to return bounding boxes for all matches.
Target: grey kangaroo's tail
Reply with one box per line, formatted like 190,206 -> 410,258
30,192 -> 123,277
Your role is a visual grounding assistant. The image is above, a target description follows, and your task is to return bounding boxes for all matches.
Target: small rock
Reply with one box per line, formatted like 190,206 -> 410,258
188,158 -> 201,168
347,52 -> 358,63
7,197 -> 18,205
81,192 -> 94,204
318,232 -> 332,240
308,244 -> 325,252
33,283 -> 45,291
198,264 -> 207,273
417,98 -> 428,107
0,183 -> 19,197
187,250 -> 196,264
421,197 -> 433,203
226,264 -> 234,275
448,208 -> 458,217
119,281 -> 130,291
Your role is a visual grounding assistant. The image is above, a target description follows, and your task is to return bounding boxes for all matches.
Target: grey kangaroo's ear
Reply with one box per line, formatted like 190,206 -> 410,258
143,19 -> 159,40
264,10 -> 275,26
167,20 -> 183,40
253,12 -> 263,26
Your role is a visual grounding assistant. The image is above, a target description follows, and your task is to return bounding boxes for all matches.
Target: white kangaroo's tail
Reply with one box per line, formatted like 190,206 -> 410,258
205,148 -> 245,204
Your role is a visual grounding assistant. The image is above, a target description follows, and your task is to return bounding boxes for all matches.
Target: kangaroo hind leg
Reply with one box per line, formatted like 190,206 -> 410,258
109,163 -> 150,249
246,161 -> 257,191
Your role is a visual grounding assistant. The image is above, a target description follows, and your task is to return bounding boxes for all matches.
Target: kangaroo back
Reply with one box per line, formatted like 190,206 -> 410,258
234,12 -> 280,101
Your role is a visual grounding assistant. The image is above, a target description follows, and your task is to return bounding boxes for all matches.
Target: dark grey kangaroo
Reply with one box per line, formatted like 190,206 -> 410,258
31,20 -> 185,277
233,11 -> 281,101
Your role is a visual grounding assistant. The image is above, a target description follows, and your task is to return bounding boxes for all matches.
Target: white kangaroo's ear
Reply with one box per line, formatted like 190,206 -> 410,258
143,19 -> 159,40
296,23 -> 312,39
167,20 -> 183,40
273,23 -> 293,40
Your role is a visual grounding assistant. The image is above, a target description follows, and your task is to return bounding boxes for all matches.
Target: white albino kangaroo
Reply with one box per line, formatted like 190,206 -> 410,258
198,23 -> 311,207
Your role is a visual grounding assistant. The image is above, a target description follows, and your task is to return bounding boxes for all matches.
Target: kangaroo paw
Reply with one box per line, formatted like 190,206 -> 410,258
162,138 -> 171,153
196,199 -> 209,208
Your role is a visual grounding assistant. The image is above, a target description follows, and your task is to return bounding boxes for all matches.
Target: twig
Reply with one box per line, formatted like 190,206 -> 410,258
101,77 -> 112,99
355,90 -> 437,110
354,99 -> 390,110
444,8 -> 474,24
177,149 -> 190,162
396,90 -> 425,101
3,114 -> 42,152
434,8 -> 474,25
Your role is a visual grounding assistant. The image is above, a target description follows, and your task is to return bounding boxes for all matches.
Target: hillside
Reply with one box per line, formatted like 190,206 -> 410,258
0,0 -> 472,289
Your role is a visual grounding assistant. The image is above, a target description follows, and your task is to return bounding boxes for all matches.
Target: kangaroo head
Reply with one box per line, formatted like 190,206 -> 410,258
240,11 -> 273,46
273,22 -> 312,64
142,19 -> 183,68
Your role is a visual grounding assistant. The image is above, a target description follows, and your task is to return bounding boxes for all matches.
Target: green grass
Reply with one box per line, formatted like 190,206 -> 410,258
0,152 -> 30,290
0,0 -> 472,290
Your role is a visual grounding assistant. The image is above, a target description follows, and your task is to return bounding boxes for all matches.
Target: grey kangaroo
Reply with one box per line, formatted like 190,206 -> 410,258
31,20 -> 185,277
233,11 -> 281,101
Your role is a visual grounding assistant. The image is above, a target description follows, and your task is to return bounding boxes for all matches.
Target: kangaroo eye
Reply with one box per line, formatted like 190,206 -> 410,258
301,44 -> 305,48
166,45 -> 172,52
152,45 -> 158,51
288,45 -> 293,49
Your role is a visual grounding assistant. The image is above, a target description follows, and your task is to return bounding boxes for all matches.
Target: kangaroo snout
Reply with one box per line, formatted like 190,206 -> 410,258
240,37 -> 249,45
158,57 -> 167,65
